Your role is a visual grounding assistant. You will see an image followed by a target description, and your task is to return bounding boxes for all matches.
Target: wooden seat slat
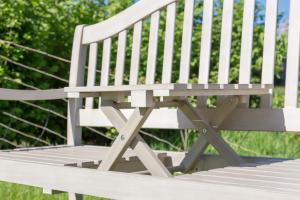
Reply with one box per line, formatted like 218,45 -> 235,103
179,174 -> 300,192
0,89 -> 66,101
66,84 -> 272,93
178,176 -> 300,195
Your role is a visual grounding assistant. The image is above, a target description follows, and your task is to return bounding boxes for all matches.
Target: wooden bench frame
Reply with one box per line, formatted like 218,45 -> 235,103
1,0 -> 300,199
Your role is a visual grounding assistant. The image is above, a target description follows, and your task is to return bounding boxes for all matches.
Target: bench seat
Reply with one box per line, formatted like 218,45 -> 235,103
178,160 -> 300,195
65,83 -> 273,98
0,145 -> 299,199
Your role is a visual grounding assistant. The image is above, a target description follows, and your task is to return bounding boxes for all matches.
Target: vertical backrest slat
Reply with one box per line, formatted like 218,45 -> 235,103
238,0 -> 255,107
85,43 -> 98,109
115,30 -> 127,86
199,0 -> 214,84
68,25 -> 87,146
198,0 -> 214,107
179,0 -> 194,84
162,3 -> 176,84
69,25 -> 88,87
146,11 -> 161,84
239,0 -> 255,84
100,38 -> 112,86
130,21 -> 143,85
261,0 -> 278,108
285,0 -> 300,108
218,0 -> 234,84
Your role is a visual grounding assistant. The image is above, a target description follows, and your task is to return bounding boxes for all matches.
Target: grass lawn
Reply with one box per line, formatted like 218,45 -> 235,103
0,181 -> 104,200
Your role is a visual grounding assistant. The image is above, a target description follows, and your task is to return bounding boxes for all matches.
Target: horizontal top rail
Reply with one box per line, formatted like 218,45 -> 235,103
82,0 -> 176,44
0,88 -> 66,101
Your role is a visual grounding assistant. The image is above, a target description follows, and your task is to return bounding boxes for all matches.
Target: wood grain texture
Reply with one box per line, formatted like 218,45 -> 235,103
82,0 -> 176,44
285,0 -> 300,108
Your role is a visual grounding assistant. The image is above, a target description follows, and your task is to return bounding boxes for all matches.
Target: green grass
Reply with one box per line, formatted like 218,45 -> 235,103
0,182 -> 104,200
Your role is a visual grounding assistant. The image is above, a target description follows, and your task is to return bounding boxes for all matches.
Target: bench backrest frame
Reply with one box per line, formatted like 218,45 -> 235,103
68,0 -> 300,145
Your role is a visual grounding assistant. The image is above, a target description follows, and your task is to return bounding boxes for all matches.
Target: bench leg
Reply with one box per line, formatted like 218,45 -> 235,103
98,106 -> 171,177
68,193 -> 82,200
179,99 -> 244,172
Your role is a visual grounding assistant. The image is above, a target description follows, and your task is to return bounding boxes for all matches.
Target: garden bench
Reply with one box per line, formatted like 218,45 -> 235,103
1,0 -> 300,199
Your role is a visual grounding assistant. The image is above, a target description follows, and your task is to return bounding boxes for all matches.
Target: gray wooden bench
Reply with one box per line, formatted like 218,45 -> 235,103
1,0 -> 300,199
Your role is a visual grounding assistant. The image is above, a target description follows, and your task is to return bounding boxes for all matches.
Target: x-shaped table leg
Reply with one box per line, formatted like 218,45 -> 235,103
98,105 -> 171,177
179,96 -> 244,172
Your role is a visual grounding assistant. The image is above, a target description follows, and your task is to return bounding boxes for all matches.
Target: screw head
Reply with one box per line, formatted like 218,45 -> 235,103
121,135 -> 125,141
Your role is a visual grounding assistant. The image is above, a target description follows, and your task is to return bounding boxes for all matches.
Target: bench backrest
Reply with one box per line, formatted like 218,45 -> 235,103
69,0 -> 300,133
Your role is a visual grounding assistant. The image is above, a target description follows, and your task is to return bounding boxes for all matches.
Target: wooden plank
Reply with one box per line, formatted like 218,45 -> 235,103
43,188 -> 64,195
68,88 -> 270,98
239,0 -> 255,107
5,150 -> 89,162
131,135 -> 171,177
162,3 -> 176,84
130,21 -> 143,85
98,107 -> 153,171
85,43 -> 98,109
100,38 -> 112,86
0,154 -> 72,166
146,11 -> 160,84
178,174 -> 300,194
200,170 -> 300,184
68,193 -> 82,200
69,25 -> 88,88
198,0 -> 214,107
66,83 -> 187,92
189,172 -> 300,190
82,0 -> 176,44
66,83 -> 270,93
131,90 -> 154,107
199,0 -> 214,84
79,108 -> 300,132
19,150 -> 102,163
261,0 -> 278,108
1,159 -> 300,200
6,151 -> 94,167
115,31 -> 127,86
180,96 -> 239,171
285,0 -> 300,108
98,107 -> 172,176
179,101 -> 243,169
68,25 -> 87,146
179,0 -> 194,83
0,89 -> 66,101
218,0 -> 234,84
212,167 -> 300,179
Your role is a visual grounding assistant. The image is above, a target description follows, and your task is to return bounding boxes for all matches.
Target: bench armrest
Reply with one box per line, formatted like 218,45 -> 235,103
0,88 -> 67,101
82,0 -> 176,44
